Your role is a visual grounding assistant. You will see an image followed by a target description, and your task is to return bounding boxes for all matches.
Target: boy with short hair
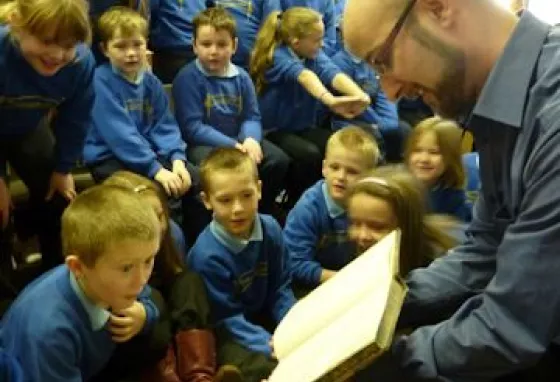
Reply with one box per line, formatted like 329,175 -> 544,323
173,7 -> 290,215
187,148 -> 296,381
0,184 -> 161,382
284,126 -> 379,291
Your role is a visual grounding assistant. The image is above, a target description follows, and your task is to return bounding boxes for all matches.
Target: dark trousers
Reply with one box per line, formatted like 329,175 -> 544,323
89,157 -> 211,246
0,122 -> 68,271
383,120 -> 412,163
188,140 -> 290,214
151,47 -> 196,84
266,128 -> 333,207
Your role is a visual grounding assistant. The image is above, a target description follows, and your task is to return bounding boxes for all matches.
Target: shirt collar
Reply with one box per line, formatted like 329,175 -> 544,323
210,217 -> 263,254
69,273 -> 110,331
470,11 -> 550,129
111,64 -> 146,85
195,59 -> 239,78
322,181 -> 346,219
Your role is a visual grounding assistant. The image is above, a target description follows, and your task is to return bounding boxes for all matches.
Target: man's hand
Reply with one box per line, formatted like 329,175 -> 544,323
46,172 -> 76,202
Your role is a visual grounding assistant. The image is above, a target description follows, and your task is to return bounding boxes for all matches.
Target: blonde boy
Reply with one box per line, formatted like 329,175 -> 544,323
187,148 -> 296,381
0,185 -> 161,382
284,126 -> 380,289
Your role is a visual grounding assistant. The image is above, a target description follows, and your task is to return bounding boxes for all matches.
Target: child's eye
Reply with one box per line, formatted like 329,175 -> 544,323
121,264 -> 133,273
243,192 -> 253,199
144,256 -> 154,266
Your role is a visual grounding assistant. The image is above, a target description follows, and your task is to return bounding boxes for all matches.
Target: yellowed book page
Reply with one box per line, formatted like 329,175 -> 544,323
273,230 -> 400,359
268,280 -> 392,382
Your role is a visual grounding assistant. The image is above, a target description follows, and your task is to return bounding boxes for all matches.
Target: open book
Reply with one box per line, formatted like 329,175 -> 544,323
269,230 -> 407,382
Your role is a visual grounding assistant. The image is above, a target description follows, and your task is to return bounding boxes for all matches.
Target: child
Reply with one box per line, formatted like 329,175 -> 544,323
0,184 -> 162,382
173,6 -> 290,215
329,47 -> 410,162
103,171 -> 242,382
284,126 -> 379,292
149,0 -> 206,83
346,166 -> 458,275
213,0 -> 281,69
83,7 -> 209,242
405,116 -> 472,222
250,7 -> 369,204
188,148 -> 296,382
0,0 -> 95,270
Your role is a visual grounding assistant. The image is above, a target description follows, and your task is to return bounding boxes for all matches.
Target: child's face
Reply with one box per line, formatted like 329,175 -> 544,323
291,21 -> 324,59
14,29 -> 77,76
193,25 -> 237,75
408,131 -> 445,186
103,29 -> 148,79
202,170 -> 261,239
348,192 -> 397,253
322,145 -> 371,203
69,238 -> 159,311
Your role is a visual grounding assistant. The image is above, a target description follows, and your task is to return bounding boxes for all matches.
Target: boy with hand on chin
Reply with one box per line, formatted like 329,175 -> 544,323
187,148 -> 296,382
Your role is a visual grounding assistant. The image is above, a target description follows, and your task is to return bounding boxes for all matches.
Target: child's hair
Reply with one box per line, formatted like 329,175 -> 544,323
1,0 -> 91,44
347,166 -> 457,275
405,116 -> 466,189
103,171 -> 184,282
193,6 -> 236,42
250,7 -> 322,94
326,126 -> 381,167
200,147 -> 258,193
61,184 -> 159,267
97,6 -> 148,45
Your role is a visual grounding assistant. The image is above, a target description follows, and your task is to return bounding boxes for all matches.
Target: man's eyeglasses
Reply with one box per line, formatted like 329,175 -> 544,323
367,0 -> 417,75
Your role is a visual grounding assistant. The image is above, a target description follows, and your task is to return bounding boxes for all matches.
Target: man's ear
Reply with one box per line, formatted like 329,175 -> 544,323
65,255 -> 87,279
418,0 -> 454,28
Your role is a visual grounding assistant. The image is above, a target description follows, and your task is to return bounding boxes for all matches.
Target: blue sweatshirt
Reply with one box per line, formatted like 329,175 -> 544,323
187,215 -> 296,356
0,27 -> 95,177
463,152 -> 480,210
173,60 -> 262,147
284,180 -> 352,286
150,0 -> 206,51
429,184 -> 472,222
214,0 -> 281,69
0,265 -> 158,382
329,49 -> 399,133
280,0 -> 336,56
84,64 -> 186,178
259,46 -> 340,133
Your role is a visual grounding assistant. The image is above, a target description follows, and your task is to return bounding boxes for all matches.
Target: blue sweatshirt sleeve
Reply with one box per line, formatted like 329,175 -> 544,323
238,72 -> 262,142
315,51 -> 342,87
91,73 -> 162,178
358,141 -> 560,382
188,249 -> 273,355
53,50 -> 95,173
266,47 -> 306,85
146,77 -> 187,163
265,217 -> 296,323
30,332 -> 82,382
369,86 -> 399,132
137,284 -> 159,333
173,66 -> 238,147
321,0 -> 337,56
283,198 -> 324,286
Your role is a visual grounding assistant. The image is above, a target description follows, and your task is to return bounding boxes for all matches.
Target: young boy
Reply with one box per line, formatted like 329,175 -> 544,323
83,7 -> 209,242
187,148 -> 296,382
0,184 -> 161,382
0,0 -> 95,270
172,7 -> 290,215
283,126 -> 379,292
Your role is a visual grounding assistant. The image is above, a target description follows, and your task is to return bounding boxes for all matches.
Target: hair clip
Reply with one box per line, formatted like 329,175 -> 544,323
358,177 -> 389,186
277,12 -> 283,20
133,185 -> 148,193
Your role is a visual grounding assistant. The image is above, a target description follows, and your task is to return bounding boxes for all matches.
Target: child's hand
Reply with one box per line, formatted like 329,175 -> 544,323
0,178 -> 11,229
235,142 -> 247,153
242,138 -> 263,164
269,337 -> 277,360
46,172 -> 76,202
155,167 -> 183,198
109,301 -> 147,343
326,95 -> 368,119
172,160 -> 192,195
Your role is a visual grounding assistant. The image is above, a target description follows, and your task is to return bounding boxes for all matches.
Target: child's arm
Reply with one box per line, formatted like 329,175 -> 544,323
32,331 -> 83,382
369,86 -> 400,132
91,75 -> 162,179
283,201 -> 327,287
188,251 -> 274,356
146,76 -> 187,165
266,217 -> 297,322
52,49 -> 95,175
239,72 -> 264,163
136,284 -> 160,333
173,67 -> 239,148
